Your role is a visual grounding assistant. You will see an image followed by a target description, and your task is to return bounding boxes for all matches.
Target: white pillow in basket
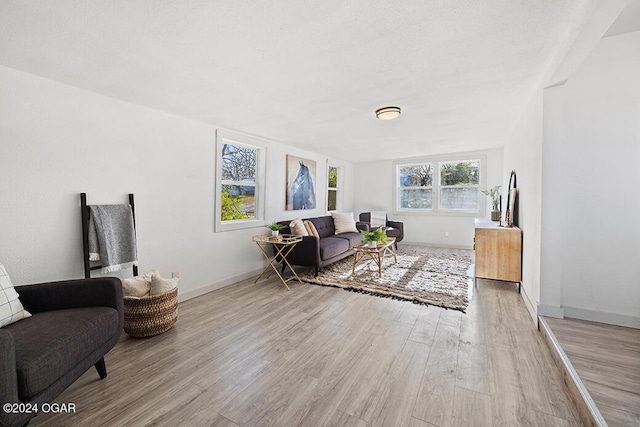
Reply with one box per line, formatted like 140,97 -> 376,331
0,264 -> 31,327
331,212 -> 358,234
122,276 -> 151,298
149,273 -> 178,296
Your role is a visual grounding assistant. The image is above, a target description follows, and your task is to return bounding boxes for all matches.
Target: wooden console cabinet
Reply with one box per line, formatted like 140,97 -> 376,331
474,219 -> 522,292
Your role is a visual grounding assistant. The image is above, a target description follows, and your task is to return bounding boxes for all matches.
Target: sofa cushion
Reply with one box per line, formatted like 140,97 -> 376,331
319,237 -> 350,260
0,264 -> 31,327
331,212 -> 358,234
335,231 -> 363,248
4,306 -> 120,400
309,217 -> 336,238
289,219 -> 309,236
304,220 -> 319,238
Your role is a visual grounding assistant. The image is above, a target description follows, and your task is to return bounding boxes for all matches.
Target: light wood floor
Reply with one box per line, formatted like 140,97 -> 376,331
32,270 -> 581,426
544,317 -> 640,427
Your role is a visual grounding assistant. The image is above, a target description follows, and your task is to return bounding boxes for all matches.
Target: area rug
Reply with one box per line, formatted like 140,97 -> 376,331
298,246 -> 473,312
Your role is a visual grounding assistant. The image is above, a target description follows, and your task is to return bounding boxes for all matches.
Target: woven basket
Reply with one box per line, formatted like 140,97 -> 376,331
123,287 -> 178,338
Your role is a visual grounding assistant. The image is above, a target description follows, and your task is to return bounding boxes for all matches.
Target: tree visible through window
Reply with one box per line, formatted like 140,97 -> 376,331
439,161 -> 480,211
398,163 -> 433,209
327,166 -> 338,211
221,143 -> 257,221
395,157 -> 482,213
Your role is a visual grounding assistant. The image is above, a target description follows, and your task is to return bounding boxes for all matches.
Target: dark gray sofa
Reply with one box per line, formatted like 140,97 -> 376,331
277,215 -> 366,275
1,277 -> 123,427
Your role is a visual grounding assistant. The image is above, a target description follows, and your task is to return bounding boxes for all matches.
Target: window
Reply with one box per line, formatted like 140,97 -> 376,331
439,160 -> 480,211
327,166 -> 338,211
221,144 -> 257,220
215,130 -> 267,232
397,163 -> 433,210
395,156 -> 484,214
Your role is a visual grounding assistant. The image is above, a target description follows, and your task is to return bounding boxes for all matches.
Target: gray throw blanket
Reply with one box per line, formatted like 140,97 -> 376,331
88,204 -> 138,273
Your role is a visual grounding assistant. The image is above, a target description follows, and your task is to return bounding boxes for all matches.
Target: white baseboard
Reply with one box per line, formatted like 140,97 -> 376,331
536,304 -> 639,329
519,285 -> 537,323
538,304 -> 565,319
563,306 -> 640,329
402,241 -> 474,250
177,268 -> 263,303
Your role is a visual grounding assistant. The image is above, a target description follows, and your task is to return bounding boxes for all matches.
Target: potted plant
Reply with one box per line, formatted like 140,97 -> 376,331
482,185 -> 501,221
266,222 -> 285,237
360,228 -> 387,247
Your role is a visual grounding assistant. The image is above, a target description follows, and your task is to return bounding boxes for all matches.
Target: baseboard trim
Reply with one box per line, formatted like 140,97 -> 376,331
538,304 -> 565,319
177,268 -> 263,303
519,285 -> 537,323
563,306 -> 640,329
538,316 -> 606,427
401,241 -> 473,250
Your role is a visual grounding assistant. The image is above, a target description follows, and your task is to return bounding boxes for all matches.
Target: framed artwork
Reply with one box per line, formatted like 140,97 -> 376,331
286,155 -> 316,210
506,170 -> 517,227
507,188 -> 517,227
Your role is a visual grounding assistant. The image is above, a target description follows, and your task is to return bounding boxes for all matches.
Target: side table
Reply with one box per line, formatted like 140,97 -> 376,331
352,238 -> 397,278
252,234 -> 303,290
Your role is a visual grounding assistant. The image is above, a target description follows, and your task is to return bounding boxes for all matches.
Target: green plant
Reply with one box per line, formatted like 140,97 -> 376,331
481,185 -> 501,211
221,191 -> 249,221
266,222 -> 285,231
360,228 -> 387,244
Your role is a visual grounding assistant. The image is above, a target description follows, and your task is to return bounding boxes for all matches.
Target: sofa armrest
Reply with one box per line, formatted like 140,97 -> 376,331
356,221 -> 370,232
15,278 -> 123,315
387,220 -> 403,231
386,220 -> 404,240
0,329 -> 21,420
274,236 -> 321,268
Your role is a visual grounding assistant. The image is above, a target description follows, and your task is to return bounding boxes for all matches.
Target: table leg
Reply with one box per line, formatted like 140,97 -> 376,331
352,251 -> 362,274
390,243 -> 397,263
376,251 -> 383,277
254,243 -> 277,283
254,241 -> 304,290
274,244 -> 303,285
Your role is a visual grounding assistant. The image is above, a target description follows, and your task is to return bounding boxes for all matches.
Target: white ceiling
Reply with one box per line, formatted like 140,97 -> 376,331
0,0 -> 628,162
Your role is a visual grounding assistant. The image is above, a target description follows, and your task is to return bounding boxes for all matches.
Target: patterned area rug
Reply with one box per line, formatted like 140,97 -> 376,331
299,246 -> 473,312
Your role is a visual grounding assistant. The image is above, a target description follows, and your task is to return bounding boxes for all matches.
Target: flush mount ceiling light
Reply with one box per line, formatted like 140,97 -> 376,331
375,106 -> 401,120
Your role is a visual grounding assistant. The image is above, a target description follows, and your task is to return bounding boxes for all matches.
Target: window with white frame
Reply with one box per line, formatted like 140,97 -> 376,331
215,130 -> 267,232
439,160 -> 480,211
395,156 -> 483,214
327,166 -> 339,211
397,163 -> 434,210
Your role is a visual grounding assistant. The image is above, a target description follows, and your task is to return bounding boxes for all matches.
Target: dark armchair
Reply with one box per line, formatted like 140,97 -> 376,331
1,277 -> 123,427
358,212 -> 404,247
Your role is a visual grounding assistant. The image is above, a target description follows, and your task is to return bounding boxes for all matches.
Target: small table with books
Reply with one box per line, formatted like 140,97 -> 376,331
252,234 -> 303,290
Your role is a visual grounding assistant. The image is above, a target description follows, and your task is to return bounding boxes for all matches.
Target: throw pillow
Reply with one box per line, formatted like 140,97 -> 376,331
304,220 -> 319,238
122,276 -> 151,298
0,264 -> 32,327
289,218 -> 309,236
149,272 -> 178,296
331,212 -> 358,234
139,269 -> 158,282
370,211 -> 387,228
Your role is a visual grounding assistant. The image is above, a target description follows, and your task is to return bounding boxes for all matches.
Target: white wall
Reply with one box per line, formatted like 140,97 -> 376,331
540,31 -> 640,328
0,65 -> 352,300
502,90 -> 544,320
352,149 -> 503,249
